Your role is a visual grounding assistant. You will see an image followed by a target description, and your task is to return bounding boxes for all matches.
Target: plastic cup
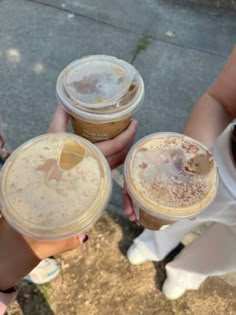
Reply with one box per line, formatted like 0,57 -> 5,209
0,133 -> 112,239
56,55 -> 144,142
124,132 -> 219,230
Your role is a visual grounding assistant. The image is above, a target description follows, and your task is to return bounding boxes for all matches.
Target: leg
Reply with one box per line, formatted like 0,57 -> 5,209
163,223 -> 236,299
127,219 -> 202,264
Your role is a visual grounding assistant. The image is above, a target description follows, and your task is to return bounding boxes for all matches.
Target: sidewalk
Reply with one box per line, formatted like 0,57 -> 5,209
1,0 -> 236,314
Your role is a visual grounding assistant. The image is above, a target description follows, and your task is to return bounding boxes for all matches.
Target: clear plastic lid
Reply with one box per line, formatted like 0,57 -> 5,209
124,133 -> 218,218
0,133 -> 112,239
64,56 -> 135,108
56,55 -> 144,120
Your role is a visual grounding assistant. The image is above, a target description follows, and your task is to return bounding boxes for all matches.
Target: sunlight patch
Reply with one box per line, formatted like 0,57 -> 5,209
6,48 -> 21,63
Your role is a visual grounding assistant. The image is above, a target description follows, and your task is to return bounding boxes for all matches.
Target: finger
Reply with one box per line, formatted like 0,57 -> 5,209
0,134 -> 5,149
129,213 -> 137,221
106,136 -> 136,169
123,188 -> 135,217
27,233 -> 89,259
97,119 -> 137,169
47,104 -> 70,133
96,119 -> 137,157
60,233 -> 89,253
108,132 -> 135,159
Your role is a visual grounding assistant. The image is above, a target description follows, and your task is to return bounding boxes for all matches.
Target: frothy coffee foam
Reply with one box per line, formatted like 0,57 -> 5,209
3,135 -> 103,230
129,135 -> 217,216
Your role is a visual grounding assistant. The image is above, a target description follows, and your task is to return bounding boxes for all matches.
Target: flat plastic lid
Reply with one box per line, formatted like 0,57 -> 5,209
64,56 -> 134,108
125,133 -> 218,217
0,133 -> 112,239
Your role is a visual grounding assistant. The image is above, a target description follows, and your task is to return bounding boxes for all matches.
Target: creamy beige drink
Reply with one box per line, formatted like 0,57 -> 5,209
124,133 -> 218,230
56,55 -> 144,142
0,133 -> 112,239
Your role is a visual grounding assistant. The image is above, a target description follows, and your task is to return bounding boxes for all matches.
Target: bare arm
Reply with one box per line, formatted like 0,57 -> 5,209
123,46 -> 236,221
183,46 -> 236,148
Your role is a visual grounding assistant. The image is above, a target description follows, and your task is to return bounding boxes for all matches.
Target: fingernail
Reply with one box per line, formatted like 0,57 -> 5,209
77,234 -> 89,243
133,119 -> 138,127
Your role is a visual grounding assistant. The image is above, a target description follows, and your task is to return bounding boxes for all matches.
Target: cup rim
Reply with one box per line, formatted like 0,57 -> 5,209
63,55 -> 135,109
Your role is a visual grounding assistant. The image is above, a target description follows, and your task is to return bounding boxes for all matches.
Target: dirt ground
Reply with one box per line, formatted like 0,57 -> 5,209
7,210 -> 236,315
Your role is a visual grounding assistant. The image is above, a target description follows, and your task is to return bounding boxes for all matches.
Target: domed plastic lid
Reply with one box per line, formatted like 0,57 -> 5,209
125,133 -> 218,218
0,133 -> 112,239
63,55 -> 135,108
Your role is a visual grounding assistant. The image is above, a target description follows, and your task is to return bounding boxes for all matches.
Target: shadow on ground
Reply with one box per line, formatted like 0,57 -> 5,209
7,280 -> 54,315
106,210 -> 144,257
107,209 -> 186,292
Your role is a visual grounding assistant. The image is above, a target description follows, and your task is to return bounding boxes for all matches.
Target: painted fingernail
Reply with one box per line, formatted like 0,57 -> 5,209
77,234 -> 89,243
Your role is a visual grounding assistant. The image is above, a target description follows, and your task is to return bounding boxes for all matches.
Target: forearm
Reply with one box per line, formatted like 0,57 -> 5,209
183,92 -> 233,148
183,46 -> 236,148
0,218 -> 40,291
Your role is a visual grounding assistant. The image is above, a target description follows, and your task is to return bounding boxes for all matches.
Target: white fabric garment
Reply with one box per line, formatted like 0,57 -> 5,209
132,124 -> 236,291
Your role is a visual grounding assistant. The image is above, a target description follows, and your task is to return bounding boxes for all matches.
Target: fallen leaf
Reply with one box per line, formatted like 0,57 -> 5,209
164,31 -> 176,38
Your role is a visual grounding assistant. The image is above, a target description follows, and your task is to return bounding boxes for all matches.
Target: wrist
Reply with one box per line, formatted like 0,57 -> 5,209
0,287 -> 16,294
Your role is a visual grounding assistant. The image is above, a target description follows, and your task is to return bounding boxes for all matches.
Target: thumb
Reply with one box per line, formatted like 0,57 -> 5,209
60,233 -> 89,253
47,104 -> 70,133
47,233 -> 89,257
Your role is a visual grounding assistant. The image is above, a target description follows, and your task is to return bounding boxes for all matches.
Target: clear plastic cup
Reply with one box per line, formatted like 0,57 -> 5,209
124,132 -> 219,230
56,55 -> 144,142
0,133 -> 112,239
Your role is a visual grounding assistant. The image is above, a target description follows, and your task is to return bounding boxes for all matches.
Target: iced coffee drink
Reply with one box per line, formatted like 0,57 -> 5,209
56,55 -> 144,142
0,133 -> 112,239
124,133 -> 218,230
